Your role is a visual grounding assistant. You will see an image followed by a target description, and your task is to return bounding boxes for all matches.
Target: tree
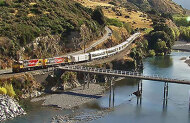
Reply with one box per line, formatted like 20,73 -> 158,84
149,31 -> 171,49
155,39 -> 167,53
80,24 -> 91,53
153,23 -> 175,42
92,7 -> 106,26
148,49 -> 156,56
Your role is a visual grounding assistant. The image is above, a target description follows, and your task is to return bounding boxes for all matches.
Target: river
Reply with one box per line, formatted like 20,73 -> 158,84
172,0 -> 190,10
6,52 -> 190,123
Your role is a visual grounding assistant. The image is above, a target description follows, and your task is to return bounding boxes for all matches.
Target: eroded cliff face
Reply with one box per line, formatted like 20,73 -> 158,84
147,0 -> 185,14
0,73 -> 42,99
126,0 -> 185,14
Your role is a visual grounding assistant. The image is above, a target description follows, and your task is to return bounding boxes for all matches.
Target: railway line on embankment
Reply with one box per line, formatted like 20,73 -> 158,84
0,27 -> 112,75
0,29 -> 141,78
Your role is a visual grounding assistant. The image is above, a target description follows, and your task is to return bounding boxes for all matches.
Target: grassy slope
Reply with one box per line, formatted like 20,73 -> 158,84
74,0 -> 153,29
127,0 -> 185,14
0,0 -> 103,68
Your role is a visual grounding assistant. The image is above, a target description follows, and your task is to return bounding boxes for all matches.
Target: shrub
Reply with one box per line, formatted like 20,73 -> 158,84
123,23 -> 133,34
0,87 -> 7,95
0,0 -> 5,6
92,7 -> 106,25
149,50 -> 156,56
4,83 -> 16,97
106,18 -> 123,27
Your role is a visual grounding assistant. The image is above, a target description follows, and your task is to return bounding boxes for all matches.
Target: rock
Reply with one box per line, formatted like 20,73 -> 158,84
51,87 -> 58,92
0,95 -> 26,122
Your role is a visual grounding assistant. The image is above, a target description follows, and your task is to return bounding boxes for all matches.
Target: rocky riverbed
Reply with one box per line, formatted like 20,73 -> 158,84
31,84 -> 104,109
51,108 -> 112,123
0,95 -> 26,122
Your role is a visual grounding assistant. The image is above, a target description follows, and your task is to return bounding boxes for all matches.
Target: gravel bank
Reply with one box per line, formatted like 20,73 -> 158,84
51,109 -> 112,123
172,41 -> 190,52
31,84 -> 104,109
0,95 -> 26,122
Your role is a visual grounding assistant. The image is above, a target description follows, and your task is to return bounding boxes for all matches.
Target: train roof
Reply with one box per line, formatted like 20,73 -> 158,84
90,49 -> 107,54
71,53 -> 89,57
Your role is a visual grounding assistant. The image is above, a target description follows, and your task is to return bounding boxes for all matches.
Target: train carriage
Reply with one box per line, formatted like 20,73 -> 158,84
106,46 -> 118,56
46,57 -> 68,66
69,53 -> 90,63
90,49 -> 107,60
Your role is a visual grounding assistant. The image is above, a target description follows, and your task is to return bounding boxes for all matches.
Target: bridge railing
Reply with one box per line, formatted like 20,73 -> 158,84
63,65 -> 162,78
60,65 -> 189,83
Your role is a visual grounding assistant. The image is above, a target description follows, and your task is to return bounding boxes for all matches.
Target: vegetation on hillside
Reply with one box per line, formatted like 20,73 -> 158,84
106,18 -> 133,34
172,15 -> 190,41
173,15 -> 190,27
127,0 -> 185,14
0,0 -> 105,61
0,83 -> 16,97
179,26 -> 190,41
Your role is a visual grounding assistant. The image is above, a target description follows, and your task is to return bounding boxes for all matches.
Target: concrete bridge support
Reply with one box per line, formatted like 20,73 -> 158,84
137,80 -> 142,106
83,73 -> 90,90
105,76 -> 115,108
83,73 -> 97,90
163,82 -> 169,108
134,80 -> 143,97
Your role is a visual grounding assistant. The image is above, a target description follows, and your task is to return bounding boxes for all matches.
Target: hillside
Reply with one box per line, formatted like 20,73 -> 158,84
0,0 -> 105,69
89,0 -> 185,14
126,0 -> 185,14
75,0 -> 153,29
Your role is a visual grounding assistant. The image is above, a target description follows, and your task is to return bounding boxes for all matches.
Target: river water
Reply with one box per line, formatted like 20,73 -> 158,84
6,52 -> 190,123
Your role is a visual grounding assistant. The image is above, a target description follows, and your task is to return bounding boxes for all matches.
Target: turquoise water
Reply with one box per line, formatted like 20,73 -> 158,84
90,52 -> 190,123
6,52 -> 190,123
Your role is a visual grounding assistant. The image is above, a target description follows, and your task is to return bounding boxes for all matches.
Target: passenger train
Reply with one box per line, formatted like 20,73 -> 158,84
12,33 -> 140,72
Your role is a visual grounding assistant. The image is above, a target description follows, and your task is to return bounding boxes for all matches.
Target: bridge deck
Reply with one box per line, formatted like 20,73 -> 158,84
58,66 -> 190,85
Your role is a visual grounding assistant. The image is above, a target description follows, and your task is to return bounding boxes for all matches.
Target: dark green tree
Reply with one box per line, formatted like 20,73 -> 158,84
92,7 -> 106,25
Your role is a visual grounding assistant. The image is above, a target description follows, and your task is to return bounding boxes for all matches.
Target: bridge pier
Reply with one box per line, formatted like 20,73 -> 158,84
134,80 -> 143,97
163,82 -> 169,108
105,76 -> 115,108
83,73 -> 90,90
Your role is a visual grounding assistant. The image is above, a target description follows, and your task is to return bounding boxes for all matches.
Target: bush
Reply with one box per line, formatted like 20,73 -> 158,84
92,7 -> 106,25
123,23 -> 133,34
179,26 -> 190,41
0,0 -> 5,6
149,50 -> 156,56
173,15 -> 190,27
0,87 -> 7,95
106,18 -> 123,27
4,83 -> 16,97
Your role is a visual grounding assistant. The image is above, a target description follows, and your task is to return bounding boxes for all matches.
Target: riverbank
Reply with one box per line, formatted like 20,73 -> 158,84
172,41 -> 190,52
0,95 -> 26,122
52,108 -> 112,123
31,83 -> 104,109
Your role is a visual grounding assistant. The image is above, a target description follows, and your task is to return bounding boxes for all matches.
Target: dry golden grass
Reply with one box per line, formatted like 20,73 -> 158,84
103,8 -> 153,28
27,13 -> 36,17
29,2 -> 37,6
75,0 -> 152,29
43,11 -> 50,15
74,0 -> 113,9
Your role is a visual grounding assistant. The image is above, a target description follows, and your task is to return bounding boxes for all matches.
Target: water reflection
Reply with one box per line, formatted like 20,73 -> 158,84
91,52 -> 190,123
148,55 -> 173,68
